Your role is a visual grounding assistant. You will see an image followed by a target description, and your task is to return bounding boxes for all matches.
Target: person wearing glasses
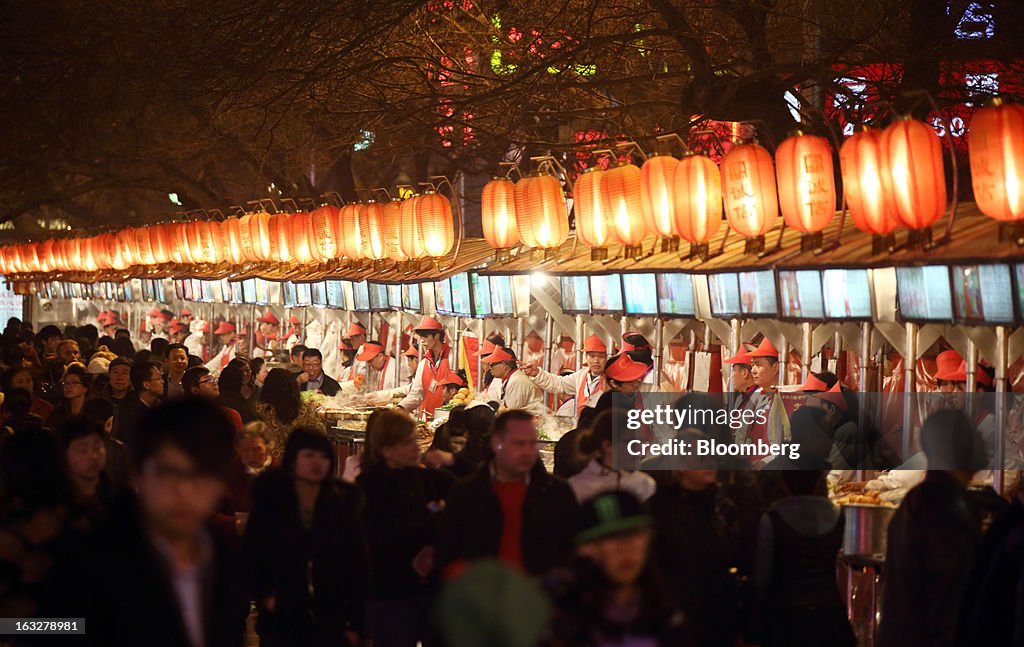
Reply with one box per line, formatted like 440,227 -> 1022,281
182,366 -> 243,433
46,363 -> 97,432
112,360 -> 164,449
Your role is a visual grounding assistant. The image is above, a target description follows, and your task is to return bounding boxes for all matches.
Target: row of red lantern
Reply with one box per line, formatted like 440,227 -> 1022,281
480,101 -> 1024,248
0,193 -> 457,275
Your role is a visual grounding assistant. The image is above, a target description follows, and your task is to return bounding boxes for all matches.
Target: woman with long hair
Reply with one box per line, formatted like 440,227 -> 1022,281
256,368 -> 325,460
357,409 -> 453,646
245,427 -> 369,647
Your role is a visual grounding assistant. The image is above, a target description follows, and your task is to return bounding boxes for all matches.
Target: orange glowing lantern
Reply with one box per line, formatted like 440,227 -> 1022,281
515,173 -> 569,249
287,213 -> 313,264
399,196 -> 425,259
338,204 -> 364,259
115,230 -> 135,267
880,117 -> 946,230
969,100 -> 1024,222
839,127 -> 900,235
95,234 -> 117,270
308,205 -> 341,262
240,211 -> 272,262
574,167 -> 611,249
672,153 -> 723,243
77,238 -> 97,272
602,163 -> 646,246
417,192 -> 455,259
481,177 -> 520,249
381,199 -> 408,262
360,202 -> 388,260
639,155 -> 678,237
721,142 -> 779,239
220,217 -> 246,265
775,133 -> 836,233
269,213 -> 293,262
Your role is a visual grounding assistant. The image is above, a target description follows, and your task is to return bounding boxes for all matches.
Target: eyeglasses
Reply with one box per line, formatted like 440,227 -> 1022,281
199,377 -> 218,386
61,380 -> 83,387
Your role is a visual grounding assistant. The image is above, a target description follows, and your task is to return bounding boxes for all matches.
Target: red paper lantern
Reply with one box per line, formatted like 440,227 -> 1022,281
839,127 -> 900,234
775,133 -> 836,233
574,167 -> 611,248
672,153 -> 723,243
417,192 -> 454,258
338,204 -> 364,259
288,213 -> 314,264
969,100 -> 1024,221
639,155 -> 678,237
515,173 -> 570,249
360,202 -> 388,260
381,200 -> 408,262
240,211 -> 272,262
221,217 -> 246,265
308,205 -> 341,262
602,162 -> 646,246
481,177 -> 520,249
399,196 -> 425,259
880,117 -> 946,230
721,142 -> 779,238
150,225 -> 172,264
266,213 -> 292,262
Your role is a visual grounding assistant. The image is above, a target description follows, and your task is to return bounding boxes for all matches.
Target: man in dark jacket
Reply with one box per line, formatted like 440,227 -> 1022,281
436,409 -> 578,576
43,398 -> 250,647
111,360 -> 164,450
296,348 -> 341,396
879,410 -> 985,647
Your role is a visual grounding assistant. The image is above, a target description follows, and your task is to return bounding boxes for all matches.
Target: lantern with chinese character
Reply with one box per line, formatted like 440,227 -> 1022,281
639,155 -> 678,238
399,196 -> 425,259
880,117 -> 946,230
417,192 -> 455,259
481,177 -> 520,249
338,204 -> 364,259
775,132 -> 836,233
382,199 -> 408,262
969,99 -> 1024,222
839,127 -> 900,235
672,153 -> 723,243
308,205 -> 340,262
574,167 -> 611,249
240,211 -> 272,262
167,224 -> 189,264
150,225 -> 173,264
721,142 -> 779,241
515,173 -> 570,249
603,162 -> 646,247
360,201 -> 388,260
266,213 -> 292,262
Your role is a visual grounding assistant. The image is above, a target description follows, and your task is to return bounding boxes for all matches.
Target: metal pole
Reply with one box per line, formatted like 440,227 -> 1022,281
778,336 -> 790,386
729,319 -> 741,394
516,317 -> 525,361
393,310 -> 402,378
301,306 -> 309,346
802,322 -> 813,381
249,304 -> 256,359
902,322 -> 917,462
856,321 -> 873,483
833,330 -> 843,375
542,313 -> 552,372
477,318 -> 485,393
993,326 -> 1008,494
966,337 -> 978,421
575,314 -> 584,370
654,317 -> 664,389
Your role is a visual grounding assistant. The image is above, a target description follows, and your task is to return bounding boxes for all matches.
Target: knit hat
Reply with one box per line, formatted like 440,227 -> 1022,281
435,559 -> 552,647
576,491 -> 651,545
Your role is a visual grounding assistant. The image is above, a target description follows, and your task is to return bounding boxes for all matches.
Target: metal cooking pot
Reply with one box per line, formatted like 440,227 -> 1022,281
842,504 -> 896,558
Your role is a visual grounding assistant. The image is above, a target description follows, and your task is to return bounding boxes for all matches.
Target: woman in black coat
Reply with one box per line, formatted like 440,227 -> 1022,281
244,427 -> 369,647
357,408 -> 454,647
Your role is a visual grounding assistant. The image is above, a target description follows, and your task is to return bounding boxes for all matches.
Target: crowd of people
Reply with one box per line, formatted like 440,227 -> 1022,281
0,313 -> 1021,647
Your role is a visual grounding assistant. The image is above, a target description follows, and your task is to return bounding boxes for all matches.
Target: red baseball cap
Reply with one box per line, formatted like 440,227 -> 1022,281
288,315 -> 301,325
200,321 -> 211,333
582,335 -> 608,354
180,308 -> 193,317
148,307 -> 162,317
346,321 -> 367,338
473,339 -> 498,358
213,322 -> 236,335
723,346 -> 753,365
481,347 -> 516,364
441,375 -> 465,387
339,339 -> 355,351
749,338 -> 779,359
812,382 -> 849,410
414,316 -> 443,332
605,353 -> 648,382
402,346 -> 419,358
799,373 -> 830,393
934,349 -> 966,382
171,323 -> 187,335
257,311 -> 279,325
356,342 -> 385,362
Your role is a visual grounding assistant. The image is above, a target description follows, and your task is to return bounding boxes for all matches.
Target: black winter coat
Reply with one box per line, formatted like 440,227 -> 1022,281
357,463 -> 454,598
244,468 -> 369,637
41,495 -> 250,647
435,460 -> 578,576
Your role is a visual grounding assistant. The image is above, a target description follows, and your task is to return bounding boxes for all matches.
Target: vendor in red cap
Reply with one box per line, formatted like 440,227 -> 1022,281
356,340 -> 402,394
101,313 -> 119,338
933,349 -> 998,456
402,346 -> 419,387
440,373 -> 467,406
482,346 -> 544,417
169,322 -> 189,345
137,319 -> 153,350
621,332 -> 657,385
523,334 -> 608,416
344,319 -> 370,378
253,310 -> 280,358
283,314 -> 302,350
178,307 -> 193,326
205,321 -> 238,371
337,338 -> 358,383
749,337 -> 780,393
398,316 -> 457,416
725,345 -> 757,405
472,336 -> 506,404
742,338 -> 786,460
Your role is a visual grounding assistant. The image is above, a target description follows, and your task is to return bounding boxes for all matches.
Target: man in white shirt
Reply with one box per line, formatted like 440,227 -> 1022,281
356,340 -> 402,393
481,346 -> 545,417
522,334 -> 607,417
205,322 -> 237,372
398,316 -> 457,416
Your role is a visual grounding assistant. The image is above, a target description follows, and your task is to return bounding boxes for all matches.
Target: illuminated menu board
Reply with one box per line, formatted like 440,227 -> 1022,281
708,273 -> 741,317
325,280 -> 346,309
897,266 -> 953,322
402,283 -> 421,311
590,274 -> 624,313
822,269 -> 872,319
560,276 -> 591,314
449,274 -> 472,316
310,282 -> 327,307
951,264 -> 1015,324
778,270 -> 825,319
622,274 -> 658,315
434,279 -> 453,314
738,270 -> 778,316
368,283 -> 388,311
656,274 -> 695,317
352,281 -> 371,311
470,273 -> 492,317
490,276 -> 514,315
